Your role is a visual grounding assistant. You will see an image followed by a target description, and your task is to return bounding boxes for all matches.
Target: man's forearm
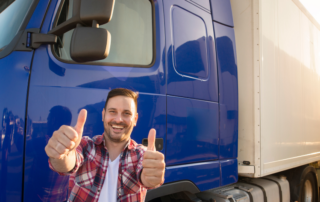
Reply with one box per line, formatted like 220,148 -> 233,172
50,150 -> 77,173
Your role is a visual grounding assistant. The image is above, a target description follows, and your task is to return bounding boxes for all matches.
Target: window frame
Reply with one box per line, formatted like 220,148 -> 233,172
50,0 -> 156,68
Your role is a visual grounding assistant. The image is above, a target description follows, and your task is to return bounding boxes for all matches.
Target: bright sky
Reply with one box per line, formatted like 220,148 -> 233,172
299,0 -> 320,24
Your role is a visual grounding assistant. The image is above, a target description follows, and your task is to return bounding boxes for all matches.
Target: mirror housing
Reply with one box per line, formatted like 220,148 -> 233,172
70,26 -> 111,63
80,0 -> 115,25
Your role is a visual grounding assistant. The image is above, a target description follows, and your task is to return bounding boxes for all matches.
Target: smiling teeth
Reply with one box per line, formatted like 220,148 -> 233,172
112,125 -> 124,129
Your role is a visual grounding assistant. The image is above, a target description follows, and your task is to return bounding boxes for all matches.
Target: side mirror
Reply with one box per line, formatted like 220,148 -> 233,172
70,26 -> 111,63
48,0 -> 115,63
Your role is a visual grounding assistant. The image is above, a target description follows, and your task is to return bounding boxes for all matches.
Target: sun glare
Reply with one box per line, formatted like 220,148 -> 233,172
299,0 -> 320,24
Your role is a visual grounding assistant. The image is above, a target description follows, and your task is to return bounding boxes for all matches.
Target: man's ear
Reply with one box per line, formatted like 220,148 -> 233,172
102,109 -> 105,122
134,113 -> 138,126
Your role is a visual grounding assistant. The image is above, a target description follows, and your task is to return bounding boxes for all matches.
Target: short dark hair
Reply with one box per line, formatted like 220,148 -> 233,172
104,88 -> 139,112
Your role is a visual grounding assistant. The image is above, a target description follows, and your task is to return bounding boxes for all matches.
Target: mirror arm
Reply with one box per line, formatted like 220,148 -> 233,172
48,16 -> 82,36
48,0 -> 82,36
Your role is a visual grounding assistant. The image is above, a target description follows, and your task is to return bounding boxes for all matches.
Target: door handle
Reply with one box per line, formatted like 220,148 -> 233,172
142,138 -> 163,151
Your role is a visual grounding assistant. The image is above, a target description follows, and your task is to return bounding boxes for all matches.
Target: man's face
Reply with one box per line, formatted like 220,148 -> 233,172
102,96 -> 138,143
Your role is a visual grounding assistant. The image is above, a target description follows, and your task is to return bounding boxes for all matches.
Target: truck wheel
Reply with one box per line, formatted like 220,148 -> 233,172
299,172 -> 317,202
281,165 -> 319,202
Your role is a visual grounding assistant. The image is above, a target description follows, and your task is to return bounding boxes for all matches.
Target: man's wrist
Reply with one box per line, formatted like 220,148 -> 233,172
49,150 -> 77,173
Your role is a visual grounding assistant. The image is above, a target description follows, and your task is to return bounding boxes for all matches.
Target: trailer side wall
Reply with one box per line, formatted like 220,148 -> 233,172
232,0 -> 320,177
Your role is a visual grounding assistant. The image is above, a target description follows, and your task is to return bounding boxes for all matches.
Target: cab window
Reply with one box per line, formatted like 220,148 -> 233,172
53,0 -> 154,66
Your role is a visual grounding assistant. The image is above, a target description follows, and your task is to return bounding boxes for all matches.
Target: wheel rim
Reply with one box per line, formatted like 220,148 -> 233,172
304,179 -> 313,202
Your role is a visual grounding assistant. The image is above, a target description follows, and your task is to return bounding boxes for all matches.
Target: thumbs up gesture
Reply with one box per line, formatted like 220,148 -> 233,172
45,109 -> 87,171
141,129 -> 165,188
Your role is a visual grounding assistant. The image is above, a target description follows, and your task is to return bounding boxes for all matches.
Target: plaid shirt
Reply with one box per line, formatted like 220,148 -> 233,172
49,134 -> 151,202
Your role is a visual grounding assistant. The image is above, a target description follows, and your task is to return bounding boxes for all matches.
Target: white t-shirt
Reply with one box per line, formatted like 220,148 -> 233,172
98,155 -> 120,202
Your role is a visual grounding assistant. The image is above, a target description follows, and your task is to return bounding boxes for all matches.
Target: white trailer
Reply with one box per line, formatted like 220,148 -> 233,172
234,0 -> 320,179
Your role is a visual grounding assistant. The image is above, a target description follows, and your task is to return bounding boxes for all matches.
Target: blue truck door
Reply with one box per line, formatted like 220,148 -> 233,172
0,52 -> 33,202
0,0 -> 51,201
163,0 -> 221,191
22,0 -> 167,201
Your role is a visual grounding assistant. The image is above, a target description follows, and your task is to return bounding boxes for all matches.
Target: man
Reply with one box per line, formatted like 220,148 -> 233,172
45,88 -> 165,202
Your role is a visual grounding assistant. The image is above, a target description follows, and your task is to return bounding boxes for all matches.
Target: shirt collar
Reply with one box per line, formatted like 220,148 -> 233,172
93,134 -> 137,151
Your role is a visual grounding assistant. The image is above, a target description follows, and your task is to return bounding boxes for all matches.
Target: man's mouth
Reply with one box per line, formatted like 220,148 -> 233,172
111,124 -> 125,132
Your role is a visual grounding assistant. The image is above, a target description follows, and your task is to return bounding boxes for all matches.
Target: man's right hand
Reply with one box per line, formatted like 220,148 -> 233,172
45,109 -> 87,160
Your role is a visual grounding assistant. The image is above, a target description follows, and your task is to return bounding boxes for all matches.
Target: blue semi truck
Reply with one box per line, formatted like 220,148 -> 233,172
1,0 -> 320,201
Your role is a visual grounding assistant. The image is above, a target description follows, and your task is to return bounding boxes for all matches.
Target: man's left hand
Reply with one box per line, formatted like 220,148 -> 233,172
141,129 -> 165,188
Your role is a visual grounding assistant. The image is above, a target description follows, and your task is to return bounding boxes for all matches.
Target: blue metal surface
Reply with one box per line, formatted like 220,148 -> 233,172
171,6 -> 209,80
210,0 -> 234,27
26,0 -> 51,29
166,96 -> 219,165
220,159 -> 238,186
0,51 -> 33,202
165,161 -> 220,191
214,22 -> 238,160
164,0 -> 218,102
23,0 -> 167,201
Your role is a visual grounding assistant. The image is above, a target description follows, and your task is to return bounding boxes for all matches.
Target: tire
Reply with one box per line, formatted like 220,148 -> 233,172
280,165 -> 319,202
299,172 -> 318,202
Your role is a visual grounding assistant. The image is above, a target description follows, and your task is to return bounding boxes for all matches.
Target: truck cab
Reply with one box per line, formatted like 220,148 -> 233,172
1,0 -> 320,201
0,0 -> 238,201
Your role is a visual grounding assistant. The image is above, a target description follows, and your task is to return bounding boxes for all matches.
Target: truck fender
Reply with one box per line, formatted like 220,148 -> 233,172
145,181 -> 200,202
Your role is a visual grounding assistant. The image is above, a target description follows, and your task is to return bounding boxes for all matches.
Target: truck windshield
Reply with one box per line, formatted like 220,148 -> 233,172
0,0 -> 34,51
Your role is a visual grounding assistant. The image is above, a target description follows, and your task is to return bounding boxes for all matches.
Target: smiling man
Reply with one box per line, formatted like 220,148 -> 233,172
45,88 -> 165,202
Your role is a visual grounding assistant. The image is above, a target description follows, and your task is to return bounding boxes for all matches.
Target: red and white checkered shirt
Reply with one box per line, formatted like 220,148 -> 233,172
49,134 -> 151,202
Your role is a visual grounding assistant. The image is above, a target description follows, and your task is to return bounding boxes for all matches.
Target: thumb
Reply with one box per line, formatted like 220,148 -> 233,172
147,128 -> 156,151
74,109 -> 87,139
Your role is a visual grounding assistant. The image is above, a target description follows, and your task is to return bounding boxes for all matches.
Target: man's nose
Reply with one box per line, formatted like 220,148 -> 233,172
114,114 -> 123,122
